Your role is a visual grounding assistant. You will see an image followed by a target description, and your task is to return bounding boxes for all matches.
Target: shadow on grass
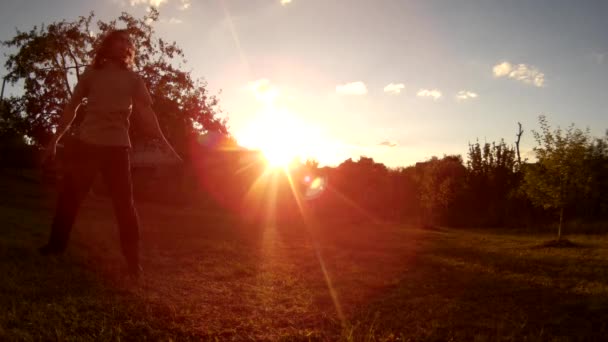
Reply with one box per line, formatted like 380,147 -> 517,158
533,238 -> 580,248
0,243 -> 207,340
343,236 -> 608,341
0,174 -> 206,340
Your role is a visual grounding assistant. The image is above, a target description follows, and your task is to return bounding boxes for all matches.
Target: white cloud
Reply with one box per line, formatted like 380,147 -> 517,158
492,62 -> 512,77
336,82 -> 368,96
248,79 -> 279,104
492,61 -> 545,87
129,0 -> 190,10
416,89 -> 442,100
379,141 -> 398,147
456,90 -> 479,101
130,0 -> 167,7
281,0 -> 293,5
179,0 -> 191,10
383,83 -> 405,95
168,17 -> 183,24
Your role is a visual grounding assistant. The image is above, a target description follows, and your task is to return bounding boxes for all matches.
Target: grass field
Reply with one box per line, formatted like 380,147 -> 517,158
1,169 -> 607,341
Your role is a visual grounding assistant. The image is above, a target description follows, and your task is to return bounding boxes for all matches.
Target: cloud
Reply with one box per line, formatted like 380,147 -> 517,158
492,61 -> 545,87
130,0 -> 167,7
492,62 -> 512,77
179,0 -> 191,10
456,90 -> 479,101
379,141 -> 398,147
248,79 -> 279,104
281,0 -> 293,5
160,17 -> 183,24
416,89 -> 442,100
129,0 -> 190,10
336,82 -> 368,96
384,83 -> 405,95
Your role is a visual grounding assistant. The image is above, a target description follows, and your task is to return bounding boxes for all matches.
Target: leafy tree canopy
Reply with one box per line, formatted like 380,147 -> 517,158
2,8 -> 229,154
523,115 -> 592,238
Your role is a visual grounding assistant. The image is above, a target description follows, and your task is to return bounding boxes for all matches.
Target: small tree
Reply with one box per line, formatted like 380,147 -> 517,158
416,155 -> 467,227
522,115 -> 591,240
466,139 -> 518,226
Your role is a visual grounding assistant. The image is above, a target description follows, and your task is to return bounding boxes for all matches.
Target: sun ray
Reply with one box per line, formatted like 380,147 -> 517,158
327,186 -> 382,223
218,0 -> 250,73
312,241 -> 346,325
243,168 -> 275,205
237,96 -> 349,328
283,169 -> 346,327
263,171 -> 279,227
284,168 -> 307,218
234,156 -> 262,175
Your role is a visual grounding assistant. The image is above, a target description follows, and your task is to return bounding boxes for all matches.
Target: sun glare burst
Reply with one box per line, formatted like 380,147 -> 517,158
263,145 -> 298,168
237,108 -> 338,169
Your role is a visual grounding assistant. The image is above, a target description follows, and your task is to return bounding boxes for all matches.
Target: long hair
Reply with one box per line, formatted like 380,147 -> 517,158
92,30 -> 135,69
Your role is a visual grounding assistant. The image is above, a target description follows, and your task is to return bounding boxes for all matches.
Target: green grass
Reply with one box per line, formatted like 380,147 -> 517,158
1,169 -> 607,341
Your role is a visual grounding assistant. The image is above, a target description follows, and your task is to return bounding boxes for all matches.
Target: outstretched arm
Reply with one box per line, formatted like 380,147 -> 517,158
43,72 -> 89,163
134,101 -> 182,162
132,75 -> 181,162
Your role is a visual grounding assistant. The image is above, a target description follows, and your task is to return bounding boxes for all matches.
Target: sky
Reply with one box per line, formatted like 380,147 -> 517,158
1,0 -> 607,167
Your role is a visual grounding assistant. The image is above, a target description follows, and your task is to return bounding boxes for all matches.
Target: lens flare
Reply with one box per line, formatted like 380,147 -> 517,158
303,176 -> 327,200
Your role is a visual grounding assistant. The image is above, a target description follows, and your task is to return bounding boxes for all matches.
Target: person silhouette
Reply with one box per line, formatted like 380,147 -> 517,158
38,29 -> 180,277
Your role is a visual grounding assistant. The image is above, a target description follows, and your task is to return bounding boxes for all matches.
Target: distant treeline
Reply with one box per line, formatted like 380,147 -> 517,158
1,117 -> 607,235
142,117 -> 608,235
185,117 -> 608,236
312,124 -> 608,234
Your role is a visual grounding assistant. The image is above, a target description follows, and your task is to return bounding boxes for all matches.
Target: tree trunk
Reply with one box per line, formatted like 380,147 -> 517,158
558,206 -> 564,240
515,122 -> 524,168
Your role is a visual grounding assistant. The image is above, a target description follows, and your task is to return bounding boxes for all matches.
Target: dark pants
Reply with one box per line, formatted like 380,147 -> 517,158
46,141 -> 140,268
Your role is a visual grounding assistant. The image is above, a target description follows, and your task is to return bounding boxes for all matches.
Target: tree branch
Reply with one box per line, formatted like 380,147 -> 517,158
65,47 -> 81,79
52,53 -> 72,98
515,122 -> 524,167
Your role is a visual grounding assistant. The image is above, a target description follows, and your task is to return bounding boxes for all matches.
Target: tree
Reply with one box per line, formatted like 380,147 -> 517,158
0,97 -> 26,144
584,133 -> 608,220
415,155 -> 467,227
466,139 -> 518,226
522,115 -> 591,240
2,9 -> 228,155
0,97 -> 42,168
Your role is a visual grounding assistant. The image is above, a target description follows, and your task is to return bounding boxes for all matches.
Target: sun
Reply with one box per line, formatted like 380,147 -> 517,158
236,108 -> 334,169
262,144 -> 297,168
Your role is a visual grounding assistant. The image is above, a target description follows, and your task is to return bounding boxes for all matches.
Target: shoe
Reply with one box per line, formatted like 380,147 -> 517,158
38,244 -> 64,256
